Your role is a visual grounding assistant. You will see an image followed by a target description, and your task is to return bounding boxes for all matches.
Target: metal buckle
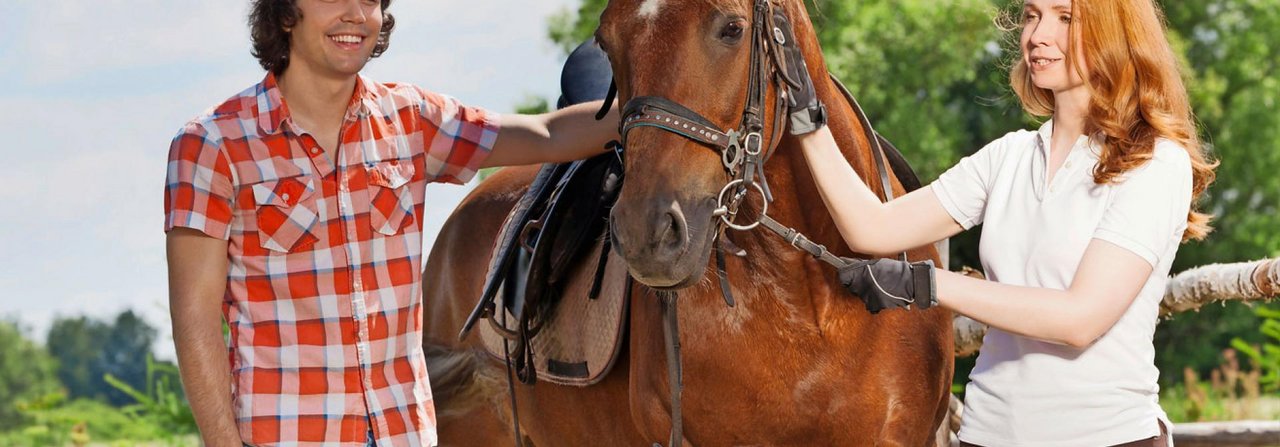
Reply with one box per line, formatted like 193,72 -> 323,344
722,129 -> 743,173
714,179 -> 768,231
744,132 -> 763,157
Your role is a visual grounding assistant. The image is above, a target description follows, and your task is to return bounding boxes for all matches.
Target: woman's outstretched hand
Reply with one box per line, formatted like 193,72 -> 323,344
838,258 -> 938,314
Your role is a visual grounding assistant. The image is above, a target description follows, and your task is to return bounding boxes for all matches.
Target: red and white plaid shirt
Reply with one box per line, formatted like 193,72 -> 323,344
165,73 -> 497,447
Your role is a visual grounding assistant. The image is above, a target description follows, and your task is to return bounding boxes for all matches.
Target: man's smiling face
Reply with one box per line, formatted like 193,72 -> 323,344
287,0 -> 384,79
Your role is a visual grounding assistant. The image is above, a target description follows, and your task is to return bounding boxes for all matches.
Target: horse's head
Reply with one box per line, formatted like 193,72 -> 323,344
600,0 -> 809,289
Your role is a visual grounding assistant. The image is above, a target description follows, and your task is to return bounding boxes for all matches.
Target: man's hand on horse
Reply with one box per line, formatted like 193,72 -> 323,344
838,258 -> 938,314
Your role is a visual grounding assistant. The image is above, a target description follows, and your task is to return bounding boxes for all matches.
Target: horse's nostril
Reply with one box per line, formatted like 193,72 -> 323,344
659,206 -> 687,250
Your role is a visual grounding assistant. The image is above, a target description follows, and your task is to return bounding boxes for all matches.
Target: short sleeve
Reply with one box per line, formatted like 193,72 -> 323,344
929,133 -> 1015,229
416,88 -> 501,185
164,123 -> 235,239
1092,144 -> 1193,267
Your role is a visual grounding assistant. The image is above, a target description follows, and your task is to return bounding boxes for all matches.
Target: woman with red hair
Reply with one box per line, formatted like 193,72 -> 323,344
796,0 -> 1216,444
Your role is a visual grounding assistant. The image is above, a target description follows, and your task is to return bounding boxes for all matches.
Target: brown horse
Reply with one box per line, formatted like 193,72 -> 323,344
422,0 -> 954,445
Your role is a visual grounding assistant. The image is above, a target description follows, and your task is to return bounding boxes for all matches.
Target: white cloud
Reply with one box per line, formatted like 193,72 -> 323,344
0,0 -> 580,359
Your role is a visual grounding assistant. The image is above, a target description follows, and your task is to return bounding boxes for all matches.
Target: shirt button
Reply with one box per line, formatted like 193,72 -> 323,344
1064,161 -> 1073,168
281,193 -> 291,201
311,147 -> 322,155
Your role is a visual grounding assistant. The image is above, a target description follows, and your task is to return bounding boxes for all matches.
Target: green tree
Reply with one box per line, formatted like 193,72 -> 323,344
1156,0 -> 1280,269
100,311 -> 158,406
46,316 -> 111,402
46,311 -> 158,406
547,0 -> 608,55
1152,0 -> 1280,383
0,321 -> 60,431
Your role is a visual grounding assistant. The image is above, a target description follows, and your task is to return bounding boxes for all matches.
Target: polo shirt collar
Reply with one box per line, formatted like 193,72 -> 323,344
1032,119 -> 1105,199
256,73 -> 377,136
1036,119 -> 1102,160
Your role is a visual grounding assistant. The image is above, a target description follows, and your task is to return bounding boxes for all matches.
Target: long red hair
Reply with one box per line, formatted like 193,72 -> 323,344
1010,0 -> 1217,241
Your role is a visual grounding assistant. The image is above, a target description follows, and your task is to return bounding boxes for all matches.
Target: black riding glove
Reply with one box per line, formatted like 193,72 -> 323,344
838,258 -> 938,314
772,10 -> 826,135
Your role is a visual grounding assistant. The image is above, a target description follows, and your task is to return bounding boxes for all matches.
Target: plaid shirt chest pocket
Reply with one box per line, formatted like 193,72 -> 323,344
250,175 -> 320,252
366,161 -> 416,235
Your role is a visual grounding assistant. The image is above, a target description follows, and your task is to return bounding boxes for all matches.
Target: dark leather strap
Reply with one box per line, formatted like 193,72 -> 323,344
596,80 -> 618,120
588,227 -> 613,300
828,74 -> 910,262
622,97 -> 735,151
758,215 -> 850,269
657,291 -> 683,447
500,310 -> 525,447
714,243 -> 737,307
828,74 -> 895,204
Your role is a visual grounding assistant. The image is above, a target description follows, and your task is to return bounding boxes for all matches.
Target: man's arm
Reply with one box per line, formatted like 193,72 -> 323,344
167,228 -> 241,447
481,100 -> 619,168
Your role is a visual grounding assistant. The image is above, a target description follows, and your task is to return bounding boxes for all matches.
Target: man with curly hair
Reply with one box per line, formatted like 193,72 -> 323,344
163,1 -> 616,446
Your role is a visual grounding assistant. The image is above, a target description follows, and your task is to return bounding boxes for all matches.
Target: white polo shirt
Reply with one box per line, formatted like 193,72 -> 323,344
930,120 -> 1191,447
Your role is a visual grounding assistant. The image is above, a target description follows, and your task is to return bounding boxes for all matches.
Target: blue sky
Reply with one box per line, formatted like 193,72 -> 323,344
0,0 -> 579,359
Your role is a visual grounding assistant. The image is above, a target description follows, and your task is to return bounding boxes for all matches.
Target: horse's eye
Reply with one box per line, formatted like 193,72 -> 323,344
719,21 -> 745,43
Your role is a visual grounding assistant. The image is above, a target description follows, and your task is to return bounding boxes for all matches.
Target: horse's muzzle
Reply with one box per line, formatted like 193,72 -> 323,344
610,195 -> 716,289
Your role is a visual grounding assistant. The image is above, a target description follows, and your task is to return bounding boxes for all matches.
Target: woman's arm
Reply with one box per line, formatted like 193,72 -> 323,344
938,238 -> 1153,347
798,127 -> 963,256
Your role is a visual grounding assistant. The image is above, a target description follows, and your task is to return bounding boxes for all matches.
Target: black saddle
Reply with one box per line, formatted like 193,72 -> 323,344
460,39 -> 622,376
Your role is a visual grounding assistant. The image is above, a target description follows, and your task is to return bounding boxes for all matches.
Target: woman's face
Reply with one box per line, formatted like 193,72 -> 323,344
1021,0 -> 1087,93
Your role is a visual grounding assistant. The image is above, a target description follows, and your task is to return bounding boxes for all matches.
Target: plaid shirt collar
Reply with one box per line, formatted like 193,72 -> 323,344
255,72 -> 379,136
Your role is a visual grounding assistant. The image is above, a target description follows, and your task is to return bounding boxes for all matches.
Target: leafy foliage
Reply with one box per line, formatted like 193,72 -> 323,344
0,321 -> 60,431
47,310 -> 159,406
1,312 -> 197,446
104,355 -> 198,439
1231,306 -> 1280,392
3,396 -> 170,447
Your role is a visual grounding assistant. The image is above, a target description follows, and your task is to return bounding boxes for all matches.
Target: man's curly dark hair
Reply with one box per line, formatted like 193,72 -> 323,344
249,0 -> 396,75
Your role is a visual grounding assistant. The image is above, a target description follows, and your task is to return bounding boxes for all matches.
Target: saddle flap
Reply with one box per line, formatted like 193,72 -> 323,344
462,162 -> 569,337
479,241 -> 631,387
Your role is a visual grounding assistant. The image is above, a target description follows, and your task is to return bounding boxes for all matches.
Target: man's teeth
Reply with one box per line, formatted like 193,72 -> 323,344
331,35 -> 362,44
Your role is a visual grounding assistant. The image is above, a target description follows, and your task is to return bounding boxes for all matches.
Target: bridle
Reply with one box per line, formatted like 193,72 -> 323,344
599,0 -> 899,294
613,0 -> 798,237
585,1 -> 904,446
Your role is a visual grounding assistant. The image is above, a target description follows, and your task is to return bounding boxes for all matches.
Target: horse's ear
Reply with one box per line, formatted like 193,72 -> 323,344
559,37 -> 615,110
